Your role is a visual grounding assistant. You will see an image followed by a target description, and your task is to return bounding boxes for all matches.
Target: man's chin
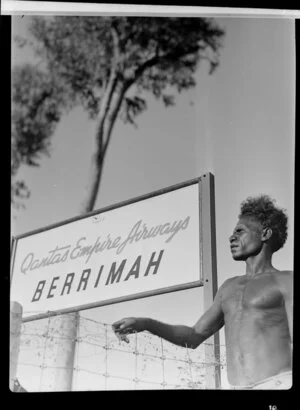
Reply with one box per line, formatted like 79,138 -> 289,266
232,254 -> 245,261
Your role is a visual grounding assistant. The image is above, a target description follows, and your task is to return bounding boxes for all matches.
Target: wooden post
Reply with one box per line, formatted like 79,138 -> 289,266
10,301 -> 23,391
201,173 -> 221,389
39,312 -> 78,392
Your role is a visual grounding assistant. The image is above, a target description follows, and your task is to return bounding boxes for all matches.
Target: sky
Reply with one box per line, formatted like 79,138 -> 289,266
11,15 -> 295,389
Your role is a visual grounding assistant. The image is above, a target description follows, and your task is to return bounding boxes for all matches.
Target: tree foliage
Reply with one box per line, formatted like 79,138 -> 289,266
12,16 -> 225,210
12,64 -> 64,208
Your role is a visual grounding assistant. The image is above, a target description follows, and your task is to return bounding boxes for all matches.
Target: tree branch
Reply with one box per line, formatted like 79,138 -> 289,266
95,69 -> 119,153
133,44 -> 202,81
110,24 -> 121,64
103,81 -> 130,154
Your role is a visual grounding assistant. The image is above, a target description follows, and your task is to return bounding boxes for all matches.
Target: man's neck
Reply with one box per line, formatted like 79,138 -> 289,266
245,252 -> 276,277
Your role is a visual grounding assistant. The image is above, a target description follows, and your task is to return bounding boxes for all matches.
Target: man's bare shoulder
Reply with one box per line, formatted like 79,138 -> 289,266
273,270 -> 293,294
274,270 -> 293,280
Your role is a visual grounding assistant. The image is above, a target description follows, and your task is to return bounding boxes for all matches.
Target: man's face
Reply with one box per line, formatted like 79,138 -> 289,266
229,217 -> 264,261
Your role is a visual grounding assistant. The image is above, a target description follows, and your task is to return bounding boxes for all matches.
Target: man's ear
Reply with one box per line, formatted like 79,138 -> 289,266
262,227 -> 273,242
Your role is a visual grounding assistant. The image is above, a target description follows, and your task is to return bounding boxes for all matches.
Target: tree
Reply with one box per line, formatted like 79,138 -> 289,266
12,63 -> 63,209
12,16 -> 224,213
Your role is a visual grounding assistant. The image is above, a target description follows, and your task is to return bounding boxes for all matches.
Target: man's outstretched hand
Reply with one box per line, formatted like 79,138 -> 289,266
112,317 -> 146,343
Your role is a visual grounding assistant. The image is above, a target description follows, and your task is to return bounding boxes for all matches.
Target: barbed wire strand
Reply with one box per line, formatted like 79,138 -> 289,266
19,333 -> 225,368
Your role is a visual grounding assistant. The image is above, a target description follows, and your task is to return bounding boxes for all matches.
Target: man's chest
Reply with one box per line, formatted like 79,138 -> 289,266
221,275 -> 284,314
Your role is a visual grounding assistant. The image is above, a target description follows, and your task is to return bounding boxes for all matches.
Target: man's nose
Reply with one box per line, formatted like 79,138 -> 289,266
229,234 -> 236,243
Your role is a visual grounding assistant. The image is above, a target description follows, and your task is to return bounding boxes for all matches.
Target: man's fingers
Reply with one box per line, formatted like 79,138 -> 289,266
112,322 -> 125,333
113,324 -> 127,333
115,331 -> 130,343
112,318 -> 136,342
113,318 -> 126,326
112,320 -> 123,329
112,318 -> 130,330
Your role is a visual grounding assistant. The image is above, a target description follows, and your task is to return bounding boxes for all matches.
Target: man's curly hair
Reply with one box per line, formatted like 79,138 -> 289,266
239,195 -> 288,253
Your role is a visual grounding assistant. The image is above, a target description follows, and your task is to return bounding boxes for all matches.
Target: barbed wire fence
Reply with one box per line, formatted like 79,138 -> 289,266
15,315 -> 227,391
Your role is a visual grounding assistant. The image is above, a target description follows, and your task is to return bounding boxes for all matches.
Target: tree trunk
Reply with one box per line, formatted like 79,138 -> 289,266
80,76 -> 131,214
80,151 -> 104,214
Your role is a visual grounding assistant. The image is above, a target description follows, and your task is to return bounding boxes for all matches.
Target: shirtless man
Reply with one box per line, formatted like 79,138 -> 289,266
112,195 -> 293,389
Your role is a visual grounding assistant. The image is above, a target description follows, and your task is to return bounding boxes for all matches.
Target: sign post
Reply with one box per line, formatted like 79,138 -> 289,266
201,173 -> 221,389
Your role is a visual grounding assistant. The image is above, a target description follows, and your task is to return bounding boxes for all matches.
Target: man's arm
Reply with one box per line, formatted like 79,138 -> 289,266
277,270 -> 293,343
112,280 -> 227,348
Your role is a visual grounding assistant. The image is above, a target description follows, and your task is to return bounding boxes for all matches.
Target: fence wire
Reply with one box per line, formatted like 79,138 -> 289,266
15,316 -> 227,391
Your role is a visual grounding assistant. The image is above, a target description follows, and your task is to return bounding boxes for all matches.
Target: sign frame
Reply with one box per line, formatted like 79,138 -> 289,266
10,173 -> 216,323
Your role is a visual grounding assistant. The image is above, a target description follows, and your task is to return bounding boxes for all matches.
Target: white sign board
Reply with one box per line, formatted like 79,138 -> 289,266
11,181 -> 204,321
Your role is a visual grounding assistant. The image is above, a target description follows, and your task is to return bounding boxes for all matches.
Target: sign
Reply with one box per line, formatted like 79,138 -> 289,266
10,179 -> 204,321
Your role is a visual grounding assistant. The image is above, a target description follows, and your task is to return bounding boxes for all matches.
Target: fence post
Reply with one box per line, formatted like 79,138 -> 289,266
10,301 -> 23,391
39,312 -> 78,391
